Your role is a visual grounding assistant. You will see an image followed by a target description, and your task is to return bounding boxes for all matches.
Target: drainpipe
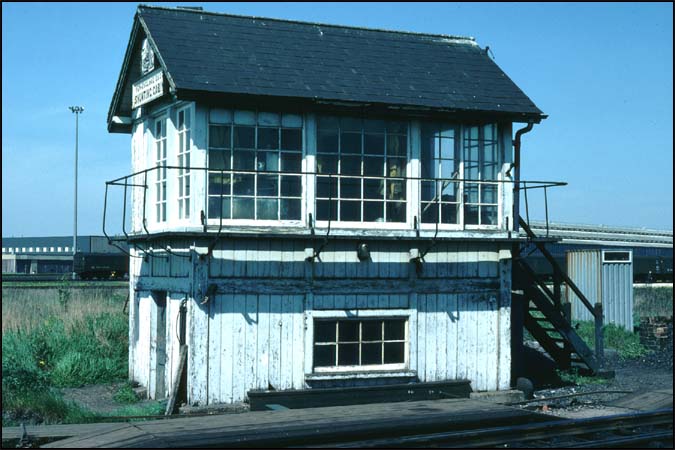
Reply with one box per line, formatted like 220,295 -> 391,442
512,122 -> 534,233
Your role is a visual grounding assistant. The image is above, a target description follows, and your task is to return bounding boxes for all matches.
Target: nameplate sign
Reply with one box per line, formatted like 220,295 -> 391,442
132,70 -> 164,109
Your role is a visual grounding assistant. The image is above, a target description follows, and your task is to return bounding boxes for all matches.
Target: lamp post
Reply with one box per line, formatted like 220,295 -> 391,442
69,106 -> 84,280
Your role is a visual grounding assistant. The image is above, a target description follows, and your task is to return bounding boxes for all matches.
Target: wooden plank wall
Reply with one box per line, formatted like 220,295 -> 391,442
131,238 -> 512,404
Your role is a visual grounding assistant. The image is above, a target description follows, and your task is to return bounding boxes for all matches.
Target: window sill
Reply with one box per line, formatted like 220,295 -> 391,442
306,370 -> 417,381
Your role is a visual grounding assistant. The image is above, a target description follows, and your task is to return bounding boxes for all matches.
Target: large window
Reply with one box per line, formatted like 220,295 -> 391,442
207,109 -> 303,221
313,318 -> 407,370
154,117 -> 167,223
421,123 -> 500,227
177,107 -> 191,220
316,117 -> 407,223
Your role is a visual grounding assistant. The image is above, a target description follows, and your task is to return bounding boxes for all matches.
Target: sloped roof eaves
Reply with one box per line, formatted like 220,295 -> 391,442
137,7 -> 544,120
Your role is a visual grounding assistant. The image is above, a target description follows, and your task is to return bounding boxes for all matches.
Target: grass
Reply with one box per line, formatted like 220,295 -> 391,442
2,284 -> 129,426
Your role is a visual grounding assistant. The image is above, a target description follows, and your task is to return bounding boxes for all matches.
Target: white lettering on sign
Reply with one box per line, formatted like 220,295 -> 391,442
132,70 -> 164,109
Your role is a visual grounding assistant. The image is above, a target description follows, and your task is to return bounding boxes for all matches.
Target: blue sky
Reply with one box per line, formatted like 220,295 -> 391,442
2,2 -> 673,236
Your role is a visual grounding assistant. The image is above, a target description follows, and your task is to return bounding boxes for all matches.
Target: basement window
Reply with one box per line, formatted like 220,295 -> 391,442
313,318 -> 407,371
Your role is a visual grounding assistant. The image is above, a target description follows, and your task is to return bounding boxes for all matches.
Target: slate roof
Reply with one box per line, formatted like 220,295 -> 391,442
109,5 -> 544,131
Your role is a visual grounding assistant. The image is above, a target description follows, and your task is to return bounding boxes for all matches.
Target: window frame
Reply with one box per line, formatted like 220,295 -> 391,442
176,105 -> 193,221
309,310 -> 410,373
153,114 -> 168,224
205,109 -> 306,226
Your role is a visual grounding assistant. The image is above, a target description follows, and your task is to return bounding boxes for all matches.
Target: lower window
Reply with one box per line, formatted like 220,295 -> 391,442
313,318 -> 407,370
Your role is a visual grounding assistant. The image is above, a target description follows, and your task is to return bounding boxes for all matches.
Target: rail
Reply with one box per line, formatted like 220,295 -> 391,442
102,165 -> 567,251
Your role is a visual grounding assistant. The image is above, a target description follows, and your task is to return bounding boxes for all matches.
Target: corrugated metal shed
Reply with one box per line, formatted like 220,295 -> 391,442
567,249 -> 634,332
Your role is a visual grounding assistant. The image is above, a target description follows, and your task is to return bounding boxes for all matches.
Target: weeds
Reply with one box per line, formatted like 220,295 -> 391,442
573,321 -> 649,360
113,383 -> 140,404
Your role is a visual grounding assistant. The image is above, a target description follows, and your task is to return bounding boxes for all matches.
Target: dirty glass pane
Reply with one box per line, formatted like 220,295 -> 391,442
341,132 -> 362,154
280,199 -> 301,220
316,176 -> 338,199
387,134 -> 406,156
341,156 -> 361,175
232,174 -> 254,195
234,110 -> 256,125
465,205 -> 479,225
363,156 -> 384,176
314,345 -> 336,367
258,112 -> 280,126
340,117 -> 362,132
317,155 -> 338,174
209,150 -> 231,170
208,197 -> 230,219
232,197 -> 254,219
316,200 -> 338,221
386,180 -> 405,200
387,121 -> 406,134
317,116 -> 339,130
280,152 -> 302,173
257,175 -> 278,197
482,184 -> 498,204
465,184 -> 479,204
364,179 -> 382,200
281,113 -> 302,128
364,119 -> 385,133
421,202 -> 439,224
208,173 -> 231,195
233,150 -> 255,170
364,133 -> 385,155
256,151 -> 279,172
210,108 -> 232,124
481,206 -> 498,225
257,198 -> 278,220
441,203 -> 459,224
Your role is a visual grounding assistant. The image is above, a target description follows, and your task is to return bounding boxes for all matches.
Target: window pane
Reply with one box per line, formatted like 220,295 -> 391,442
234,110 -> 256,125
362,320 -> 382,341
257,175 -> 278,197
465,184 -> 479,203
387,121 -> 406,134
364,179 -> 382,200
233,150 -> 255,170
441,203 -> 459,224
363,156 -> 384,176
364,119 -> 385,133
441,181 -> 458,201
280,176 -> 301,197
340,117 -> 361,132
386,180 -> 405,200
257,198 -> 278,220
258,112 -> 280,126
387,134 -> 406,156
209,125 -> 231,148
339,321 -> 359,341
282,113 -> 302,128
364,201 -> 384,222
317,155 -> 338,174
234,126 -> 255,148
338,343 -> 359,366
364,133 -> 384,155
481,206 -> 498,225
257,128 -> 279,150
386,202 -> 406,223
209,150 -> 231,170
317,130 -> 339,153
340,201 -> 361,221
317,176 -> 338,198
482,184 -> 497,204
384,320 -> 405,340
387,158 -> 405,177
232,197 -> 255,219
210,108 -> 232,124
280,153 -> 302,173
341,132 -> 362,154
383,342 -> 405,364
316,200 -> 337,221
208,173 -> 231,195
341,156 -> 361,175
465,205 -> 479,225
421,180 -> 437,202
421,202 -> 439,224
361,343 -> 382,365
314,345 -> 336,367
317,116 -> 339,130
208,197 -> 230,219
257,151 -> 279,172
280,199 -> 301,220
314,321 -> 336,342
281,129 -> 302,151
341,178 -> 361,199
232,174 -> 254,195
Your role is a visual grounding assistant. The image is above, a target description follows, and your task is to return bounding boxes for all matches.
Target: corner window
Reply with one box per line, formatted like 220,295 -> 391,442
316,117 -> 407,223
154,117 -> 167,223
207,109 -> 303,221
421,123 -> 500,227
313,318 -> 407,370
177,107 -> 191,220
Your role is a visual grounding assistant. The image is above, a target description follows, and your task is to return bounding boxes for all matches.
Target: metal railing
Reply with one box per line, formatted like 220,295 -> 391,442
102,165 -> 567,254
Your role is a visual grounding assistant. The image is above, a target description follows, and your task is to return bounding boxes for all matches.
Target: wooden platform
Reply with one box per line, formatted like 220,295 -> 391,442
610,389 -> 673,411
35,398 -> 550,448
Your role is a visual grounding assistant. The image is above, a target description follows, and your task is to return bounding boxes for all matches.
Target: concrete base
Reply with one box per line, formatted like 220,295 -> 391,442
470,389 -> 525,404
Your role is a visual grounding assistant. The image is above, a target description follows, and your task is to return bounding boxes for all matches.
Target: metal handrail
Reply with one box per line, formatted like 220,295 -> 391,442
103,165 -> 567,243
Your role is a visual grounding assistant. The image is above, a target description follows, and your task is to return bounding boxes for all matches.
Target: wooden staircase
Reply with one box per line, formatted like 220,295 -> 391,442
514,218 -> 604,374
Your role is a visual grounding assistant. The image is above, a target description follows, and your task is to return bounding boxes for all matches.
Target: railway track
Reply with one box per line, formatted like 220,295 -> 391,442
305,408 -> 673,448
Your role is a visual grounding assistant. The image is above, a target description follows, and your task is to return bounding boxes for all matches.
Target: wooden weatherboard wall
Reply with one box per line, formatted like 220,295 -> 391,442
129,238 -> 512,404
